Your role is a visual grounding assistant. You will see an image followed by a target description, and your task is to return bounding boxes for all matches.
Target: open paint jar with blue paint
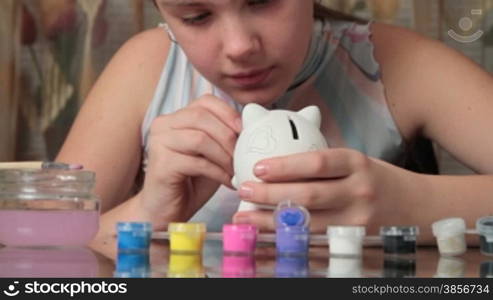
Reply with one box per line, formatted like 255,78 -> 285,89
0,169 -> 100,247
274,200 -> 310,255
477,216 -> 493,256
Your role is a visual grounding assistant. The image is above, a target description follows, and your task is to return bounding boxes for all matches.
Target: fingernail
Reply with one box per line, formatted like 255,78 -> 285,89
254,164 -> 268,176
235,118 -> 243,133
239,184 -> 253,199
233,215 -> 250,224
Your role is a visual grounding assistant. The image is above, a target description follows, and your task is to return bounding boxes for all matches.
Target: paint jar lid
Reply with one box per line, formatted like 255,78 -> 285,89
476,216 -> 493,236
380,226 -> 419,237
168,222 -> 206,233
432,218 -> 466,238
327,226 -> 366,238
276,225 -> 310,234
117,222 -> 152,233
223,224 -> 257,233
274,200 -> 310,228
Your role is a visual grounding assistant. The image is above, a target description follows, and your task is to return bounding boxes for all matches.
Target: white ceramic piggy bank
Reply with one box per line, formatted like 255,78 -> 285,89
232,103 -> 328,212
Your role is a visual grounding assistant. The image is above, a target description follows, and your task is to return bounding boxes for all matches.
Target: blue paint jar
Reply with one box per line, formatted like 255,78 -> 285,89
276,255 -> 309,278
274,201 -> 310,255
114,251 -> 150,278
117,222 -> 152,252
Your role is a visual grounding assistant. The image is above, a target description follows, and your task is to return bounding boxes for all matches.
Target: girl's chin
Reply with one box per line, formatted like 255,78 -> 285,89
225,89 -> 283,108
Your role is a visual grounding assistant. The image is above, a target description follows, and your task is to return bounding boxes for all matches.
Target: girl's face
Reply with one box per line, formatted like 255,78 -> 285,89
157,0 -> 314,106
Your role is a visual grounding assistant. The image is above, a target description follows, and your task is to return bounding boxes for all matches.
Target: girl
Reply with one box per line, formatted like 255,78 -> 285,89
57,0 -> 493,244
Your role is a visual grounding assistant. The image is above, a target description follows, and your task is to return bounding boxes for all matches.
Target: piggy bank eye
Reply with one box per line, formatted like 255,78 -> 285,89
288,118 -> 299,140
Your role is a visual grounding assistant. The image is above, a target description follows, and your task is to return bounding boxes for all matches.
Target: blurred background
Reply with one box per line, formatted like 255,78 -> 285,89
1,0 -> 492,174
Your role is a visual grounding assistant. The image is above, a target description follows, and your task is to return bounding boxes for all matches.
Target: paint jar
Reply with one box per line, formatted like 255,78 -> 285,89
168,223 -> 206,254
222,254 -> 256,278
275,255 -> 309,278
167,253 -> 205,278
328,256 -> 362,278
222,224 -> 258,254
274,201 -> 310,255
114,251 -> 151,278
480,261 -> 493,278
327,226 -> 366,257
117,222 -> 152,252
380,226 -> 419,255
432,218 -> 467,256
383,256 -> 416,278
477,216 -> 493,256
0,169 -> 100,247
434,257 -> 465,278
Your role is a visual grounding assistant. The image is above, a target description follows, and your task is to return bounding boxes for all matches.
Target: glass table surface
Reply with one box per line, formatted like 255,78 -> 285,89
1,238 -> 492,278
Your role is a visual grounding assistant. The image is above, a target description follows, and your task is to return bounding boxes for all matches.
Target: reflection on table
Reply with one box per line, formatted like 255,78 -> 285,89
1,240 -> 492,278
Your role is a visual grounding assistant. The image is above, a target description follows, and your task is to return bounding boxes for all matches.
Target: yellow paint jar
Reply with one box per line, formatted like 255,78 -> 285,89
168,223 -> 206,253
167,253 -> 205,278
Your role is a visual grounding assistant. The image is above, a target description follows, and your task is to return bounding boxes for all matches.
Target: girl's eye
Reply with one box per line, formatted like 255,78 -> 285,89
182,12 -> 211,25
248,0 -> 273,7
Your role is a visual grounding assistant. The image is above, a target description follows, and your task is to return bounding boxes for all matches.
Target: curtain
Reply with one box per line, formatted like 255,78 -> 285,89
0,0 -> 21,162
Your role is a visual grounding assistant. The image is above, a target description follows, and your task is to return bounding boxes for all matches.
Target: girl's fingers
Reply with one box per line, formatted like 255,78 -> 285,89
190,94 -> 243,133
238,179 -> 356,210
169,107 -> 238,157
163,128 -> 233,176
254,149 -> 369,182
159,151 -> 233,189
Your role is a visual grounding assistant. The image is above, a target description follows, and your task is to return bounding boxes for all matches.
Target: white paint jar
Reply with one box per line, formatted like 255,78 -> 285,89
432,217 -> 467,256
327,226 -> 366,257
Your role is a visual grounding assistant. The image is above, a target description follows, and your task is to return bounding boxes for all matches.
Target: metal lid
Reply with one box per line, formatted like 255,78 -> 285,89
168,222 -> 206,233
380,226 -> 420,237
477,216 -> 493,236
432,217 -> 466,237
327,226 -> 366,238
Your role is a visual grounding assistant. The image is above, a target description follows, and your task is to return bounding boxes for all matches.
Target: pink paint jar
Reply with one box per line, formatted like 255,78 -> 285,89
222,224 -> 258,254
0,169 -> 100,247
222,254 -> 256,278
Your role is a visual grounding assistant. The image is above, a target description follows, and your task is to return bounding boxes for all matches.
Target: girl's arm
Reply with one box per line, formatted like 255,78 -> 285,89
372,23 -> 493,242
56,28 -> 170,213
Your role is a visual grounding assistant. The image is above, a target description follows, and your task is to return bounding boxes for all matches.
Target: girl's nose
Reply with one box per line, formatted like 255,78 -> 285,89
222,22 -> 260,61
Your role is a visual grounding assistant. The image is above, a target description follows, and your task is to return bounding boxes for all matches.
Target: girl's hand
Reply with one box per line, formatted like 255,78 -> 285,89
139,94 -> 242,230
233,148 -> 419,233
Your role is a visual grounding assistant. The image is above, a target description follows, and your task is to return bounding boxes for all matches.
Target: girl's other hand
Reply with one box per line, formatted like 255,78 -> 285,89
233,148 -> 422,234
139,94 -> 242,230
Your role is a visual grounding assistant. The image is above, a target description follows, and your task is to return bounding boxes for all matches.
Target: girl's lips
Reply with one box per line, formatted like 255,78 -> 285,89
227,67 -> 274,89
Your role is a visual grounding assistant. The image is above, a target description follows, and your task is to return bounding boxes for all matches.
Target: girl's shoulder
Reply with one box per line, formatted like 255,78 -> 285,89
104,26 -> 172,114
370,22 -> 473,140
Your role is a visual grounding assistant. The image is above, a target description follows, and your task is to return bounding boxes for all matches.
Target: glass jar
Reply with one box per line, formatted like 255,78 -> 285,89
0,169 -> 100,247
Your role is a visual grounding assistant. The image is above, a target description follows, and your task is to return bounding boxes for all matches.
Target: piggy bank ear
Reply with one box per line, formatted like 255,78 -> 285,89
242,103 -> 268,128
297,106 -> 322,129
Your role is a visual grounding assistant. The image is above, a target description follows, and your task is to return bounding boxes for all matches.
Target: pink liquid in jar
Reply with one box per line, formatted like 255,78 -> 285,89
0,210 -> 99,247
